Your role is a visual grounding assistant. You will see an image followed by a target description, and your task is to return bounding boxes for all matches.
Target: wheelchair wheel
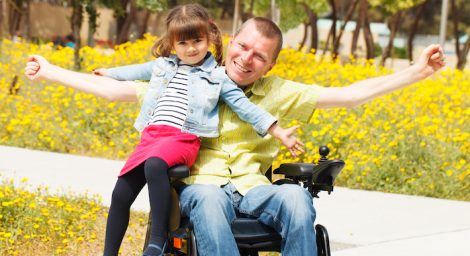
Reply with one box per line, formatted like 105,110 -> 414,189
315,224 -> 331,256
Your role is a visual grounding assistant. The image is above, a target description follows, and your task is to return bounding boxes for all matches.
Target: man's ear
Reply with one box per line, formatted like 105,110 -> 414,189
265,61 -> 276,74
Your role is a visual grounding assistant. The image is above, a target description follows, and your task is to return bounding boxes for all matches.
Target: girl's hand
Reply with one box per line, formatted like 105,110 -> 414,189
92,68 -> 108,76
24,55 -> 51,81
269,124 -> 304,157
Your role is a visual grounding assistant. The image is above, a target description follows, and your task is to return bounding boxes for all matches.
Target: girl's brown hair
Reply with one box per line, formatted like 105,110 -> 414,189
151,4 -> 223,65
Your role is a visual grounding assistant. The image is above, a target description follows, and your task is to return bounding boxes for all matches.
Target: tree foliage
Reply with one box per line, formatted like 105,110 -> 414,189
246,0 -> 328,32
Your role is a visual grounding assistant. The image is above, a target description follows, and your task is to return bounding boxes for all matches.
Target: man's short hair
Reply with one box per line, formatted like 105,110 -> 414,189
234,17 -> 283,62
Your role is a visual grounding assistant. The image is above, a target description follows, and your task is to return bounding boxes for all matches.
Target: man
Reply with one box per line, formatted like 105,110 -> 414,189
26,17 -> 445,256
173,18 -> 444,255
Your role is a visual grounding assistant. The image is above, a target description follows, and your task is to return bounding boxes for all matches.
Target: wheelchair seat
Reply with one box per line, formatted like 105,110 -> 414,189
144,146 -> 344,256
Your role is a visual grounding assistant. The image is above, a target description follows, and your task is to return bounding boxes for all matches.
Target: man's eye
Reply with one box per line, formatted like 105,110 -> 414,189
238,43 -> 245,49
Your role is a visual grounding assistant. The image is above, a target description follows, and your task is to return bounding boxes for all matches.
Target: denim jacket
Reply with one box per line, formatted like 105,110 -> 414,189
107,53 -> 277,137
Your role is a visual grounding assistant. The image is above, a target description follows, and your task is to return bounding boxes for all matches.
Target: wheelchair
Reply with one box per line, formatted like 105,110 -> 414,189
143,146 -> 344,256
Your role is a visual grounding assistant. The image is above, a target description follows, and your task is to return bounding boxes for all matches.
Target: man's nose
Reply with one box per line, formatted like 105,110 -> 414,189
241,50 -> 253,64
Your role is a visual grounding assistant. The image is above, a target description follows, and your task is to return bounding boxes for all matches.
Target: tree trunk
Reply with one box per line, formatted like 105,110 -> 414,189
309,12 -> 318,52
451,0 -> 469,70
115,0 -> 130,44
0,0 -> 4,39
333,0 -> 359,58
270,0 -> 279,24
362,1 -> 374,59
451,0 -> 460,58
380,11 -> 402,66
8,0 -> 22,39
456,36 -> 470,70
232,0 -> 240,34
302,3 -> 318,53
329,0 -> 337,52
351,0 -> 366,57
407,1 -> 427,64
71,0 -> 83,70
116,0 -> 136,45
86,1 -> 98,47
298,22 -> 308,51
168,0 -> 178,8
138,9 -> 151,39
23,0 -> 30,40
241,0 -> 255,21
322,27 -> 333,58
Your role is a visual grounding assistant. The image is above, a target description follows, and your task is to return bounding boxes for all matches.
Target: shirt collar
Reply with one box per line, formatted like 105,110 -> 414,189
243,77 -> 267,96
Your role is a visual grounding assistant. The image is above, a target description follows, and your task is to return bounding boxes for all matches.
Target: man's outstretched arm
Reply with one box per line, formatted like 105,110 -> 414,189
25,55 -> 139,102
316,44 -> 445,109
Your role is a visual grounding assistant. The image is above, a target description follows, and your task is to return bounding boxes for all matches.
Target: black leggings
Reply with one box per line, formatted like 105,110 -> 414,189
103,157 -> 170,256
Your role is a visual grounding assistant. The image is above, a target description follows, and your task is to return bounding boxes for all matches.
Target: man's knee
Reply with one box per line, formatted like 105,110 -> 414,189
179,184 -> 236,232
278,185 -> 315,216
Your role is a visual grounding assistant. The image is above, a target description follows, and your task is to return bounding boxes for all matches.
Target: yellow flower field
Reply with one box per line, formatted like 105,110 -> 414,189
0,35 -> 468,201
0,178 -> 147,255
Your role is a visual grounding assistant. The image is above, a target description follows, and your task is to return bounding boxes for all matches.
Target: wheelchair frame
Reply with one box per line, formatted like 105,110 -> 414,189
143,146 -> 344,256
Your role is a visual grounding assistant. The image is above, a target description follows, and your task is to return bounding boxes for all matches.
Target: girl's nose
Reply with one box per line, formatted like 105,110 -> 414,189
188,45 -> 197,53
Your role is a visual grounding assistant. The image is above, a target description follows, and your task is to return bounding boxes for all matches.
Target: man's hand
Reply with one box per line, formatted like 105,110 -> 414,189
268,124 -> 304,157
24,55 -> 52,81
414,44 -> 446,79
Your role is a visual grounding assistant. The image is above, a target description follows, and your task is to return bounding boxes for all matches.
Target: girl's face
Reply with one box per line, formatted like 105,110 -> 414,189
173,36 -> 209,65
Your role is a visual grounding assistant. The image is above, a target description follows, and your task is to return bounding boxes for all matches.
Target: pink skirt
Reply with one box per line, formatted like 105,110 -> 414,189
119,125 -> 200,176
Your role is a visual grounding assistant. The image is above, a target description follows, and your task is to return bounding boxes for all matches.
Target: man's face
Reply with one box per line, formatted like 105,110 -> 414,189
225,23 -> 277,86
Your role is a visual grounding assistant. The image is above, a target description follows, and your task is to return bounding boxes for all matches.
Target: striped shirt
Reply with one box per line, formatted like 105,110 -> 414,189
148,64 -> 192,129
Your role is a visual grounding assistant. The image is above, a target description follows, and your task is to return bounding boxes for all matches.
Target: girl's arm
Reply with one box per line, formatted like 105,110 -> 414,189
268,123 -> 304,157
25,55 -> 139,102
93,61 -> 155,81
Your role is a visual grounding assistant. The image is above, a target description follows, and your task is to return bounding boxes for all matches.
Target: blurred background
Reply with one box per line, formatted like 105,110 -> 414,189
2,0 -> 469,69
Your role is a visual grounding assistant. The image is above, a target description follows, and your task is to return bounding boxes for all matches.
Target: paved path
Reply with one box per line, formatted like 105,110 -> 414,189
1,145 -> 469,255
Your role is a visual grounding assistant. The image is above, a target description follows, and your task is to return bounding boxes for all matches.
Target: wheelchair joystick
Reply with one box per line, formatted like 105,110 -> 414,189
318,145 -> 329,163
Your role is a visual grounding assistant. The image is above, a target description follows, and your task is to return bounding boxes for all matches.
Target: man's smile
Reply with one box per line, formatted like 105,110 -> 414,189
233,61 -> 250,73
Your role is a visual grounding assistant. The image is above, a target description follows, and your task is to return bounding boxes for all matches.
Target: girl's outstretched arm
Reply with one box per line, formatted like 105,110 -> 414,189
25,55 -> 139,102
92,61 -> 154,81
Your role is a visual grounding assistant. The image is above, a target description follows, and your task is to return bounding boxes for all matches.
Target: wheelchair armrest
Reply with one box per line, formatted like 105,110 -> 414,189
168,165 -> 190,178
310,160 -> 345,193
273,163 -> 315,177
273,160 -> 345,196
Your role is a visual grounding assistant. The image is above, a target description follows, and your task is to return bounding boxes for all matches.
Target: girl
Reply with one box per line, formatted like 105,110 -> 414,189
25,4 -> 303,256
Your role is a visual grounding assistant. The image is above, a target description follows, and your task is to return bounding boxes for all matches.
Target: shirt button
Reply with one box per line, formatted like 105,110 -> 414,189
190,109 -> 194,113
163,78 -> 168,84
